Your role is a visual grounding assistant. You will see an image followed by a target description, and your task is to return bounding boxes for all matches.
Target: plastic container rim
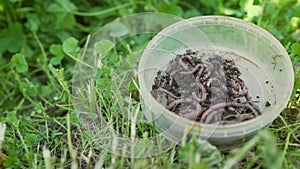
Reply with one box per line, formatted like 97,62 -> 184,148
138,15 -> 294,136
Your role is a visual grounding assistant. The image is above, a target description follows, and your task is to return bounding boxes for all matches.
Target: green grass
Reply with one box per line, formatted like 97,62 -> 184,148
0,0 -> 300,168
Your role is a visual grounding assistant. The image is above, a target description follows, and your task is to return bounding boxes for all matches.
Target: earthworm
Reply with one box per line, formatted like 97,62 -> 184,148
240,84 -> 261,114
200,74 -> 209,82
195,66 -> 205,81
181,103 -> 202,120
169,76 -> 173,86
158,87 -> 180,99
222,114 -> 237,120
228,106 -> 240,115
222,114 -> 254,124
227,79 -> 248,97
247,100 -> 261,115
166,98 -> 198,110
204,109 -> 224,123
181,54 -> 193,61
196,82 -> 208,101
180,64 -> 204,75
200,102 -> 259,123
151,50 -> 261,124
178,57 -> 189,70
237,113 -> 254,121
165,67 -> 172,74
179,108 -> 196,115
190,82 -> 208,102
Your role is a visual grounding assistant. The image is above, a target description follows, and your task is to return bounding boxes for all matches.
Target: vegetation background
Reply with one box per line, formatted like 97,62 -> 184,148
0,0 -> 299,168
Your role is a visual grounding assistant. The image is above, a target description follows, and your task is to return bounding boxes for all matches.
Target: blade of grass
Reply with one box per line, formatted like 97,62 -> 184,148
0,123 -> 6,150
43,146 -> 54,169
71,3 -> 132,17
15,121 -> 35,168
279,115 -> 292,168
65,51 -> 94,69
67,113 -> 78,169
223,134 -> 260,169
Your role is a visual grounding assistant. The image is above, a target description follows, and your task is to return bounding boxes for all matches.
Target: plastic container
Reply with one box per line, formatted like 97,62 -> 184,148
138,16 -> 294,149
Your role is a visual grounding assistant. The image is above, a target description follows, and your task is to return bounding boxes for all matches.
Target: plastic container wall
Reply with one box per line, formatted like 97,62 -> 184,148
138,16 -> 294,149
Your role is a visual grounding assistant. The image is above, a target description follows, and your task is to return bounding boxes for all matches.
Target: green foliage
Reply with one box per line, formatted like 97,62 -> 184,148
0,23 -> 25,54
11,53 -> 28,73
62,37 -> 79,54
3,156 -> 20,168
24,134 -> 39,147
290,43 -> 300,104
20,79 -> 38,97
106,21 -> 129,38
291,43 -> 300,56
179,139 -> 222,168
94,39 -> 114,56
6,111 -> 18,127
257,130 -> 282,169
47,0 -> 77,29
49,44 -> 64,65
25,13 -> 40,32
158,3 -> 183,16
223,130 -> 283,169
0,0 -> 299,168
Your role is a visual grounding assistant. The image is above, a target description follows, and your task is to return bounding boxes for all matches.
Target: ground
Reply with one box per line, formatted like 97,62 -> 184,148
0,0 -> 299,169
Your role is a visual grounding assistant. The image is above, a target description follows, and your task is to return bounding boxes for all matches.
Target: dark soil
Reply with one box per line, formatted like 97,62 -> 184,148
151,50 -> 261,124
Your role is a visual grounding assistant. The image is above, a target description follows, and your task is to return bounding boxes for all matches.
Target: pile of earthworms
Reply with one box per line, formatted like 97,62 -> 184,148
151,50 -> 261,124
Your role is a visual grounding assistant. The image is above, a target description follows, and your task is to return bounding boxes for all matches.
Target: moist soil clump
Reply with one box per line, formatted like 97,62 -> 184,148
151,50 -> 261,124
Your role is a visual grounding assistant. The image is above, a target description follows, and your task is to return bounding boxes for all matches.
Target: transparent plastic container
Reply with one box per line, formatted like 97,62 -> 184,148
138,16 -> 294,149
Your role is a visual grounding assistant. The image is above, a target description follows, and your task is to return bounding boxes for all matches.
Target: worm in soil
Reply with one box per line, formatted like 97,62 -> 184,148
168,76 -> 173,86
167,98 -> 198,110
227,106 -> 241,115
222,114 -> 238,120
195,66 -> 205,81
158,87 -> 181,99
200,102 -> 260,123
205,109 -> 224,123
181,103 -> 202,120
179,108 -> 196,115
179,64 -> 204,75
197,82 -> 208,102
240,85 -> 261,114
178,57 -> 189,70
181,54 -> 193,61
221,113 -> 254,124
